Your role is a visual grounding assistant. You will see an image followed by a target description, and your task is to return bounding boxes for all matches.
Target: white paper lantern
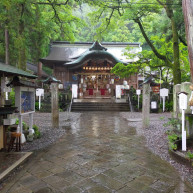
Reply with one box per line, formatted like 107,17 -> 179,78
123,80 -> 127,86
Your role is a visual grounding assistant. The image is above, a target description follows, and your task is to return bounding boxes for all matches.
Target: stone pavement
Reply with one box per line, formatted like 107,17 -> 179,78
1,112 -> 193,193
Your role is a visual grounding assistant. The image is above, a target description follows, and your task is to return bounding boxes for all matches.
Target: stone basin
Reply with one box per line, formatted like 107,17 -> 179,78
0,107 -> 18,115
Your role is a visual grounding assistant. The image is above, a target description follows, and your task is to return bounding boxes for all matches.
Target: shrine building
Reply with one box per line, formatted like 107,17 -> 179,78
40,41 -> 142,98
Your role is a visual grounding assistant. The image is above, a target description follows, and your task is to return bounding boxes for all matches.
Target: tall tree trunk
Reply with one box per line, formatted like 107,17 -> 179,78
5,27 -> 9,65
170,16 -> 181,84
18,3 -> 26,71
182,0 -> 193,82
164,0 -> 181,84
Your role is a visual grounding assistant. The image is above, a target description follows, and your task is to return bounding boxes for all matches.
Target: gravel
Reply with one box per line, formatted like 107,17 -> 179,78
22,112 -> 81,151
120,112 -> 193,186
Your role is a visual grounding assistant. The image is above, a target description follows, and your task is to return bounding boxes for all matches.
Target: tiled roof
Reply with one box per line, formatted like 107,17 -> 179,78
40,41 -> 142,67
0,62 -> 37,79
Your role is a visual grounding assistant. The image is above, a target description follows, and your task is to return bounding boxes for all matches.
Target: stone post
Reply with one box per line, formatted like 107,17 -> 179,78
181,82 -> 192,114
142,83 -> 150,128
173,84 -> 181,118
51,82 -> 59,128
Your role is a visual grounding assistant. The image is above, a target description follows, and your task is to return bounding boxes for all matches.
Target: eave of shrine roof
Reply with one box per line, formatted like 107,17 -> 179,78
39,41 -> 142,66
0,62 -> 37,79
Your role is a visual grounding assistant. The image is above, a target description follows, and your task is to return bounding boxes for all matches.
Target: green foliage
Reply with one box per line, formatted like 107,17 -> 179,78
0,0 -> 83,67
168,134 -> 178,142
35,101 -> 41,111
186,151 -> 193,160
164,118 -> 181,131
165,117 -> 182,151
111,62 -> 141,78
168,134 -> 179,151
15,118 -> 28,130
33,125 -> 39,132
9,89 -> 15,106
168,141 -> 178,151
33,125 -> 41,139
160,101 -> 173,112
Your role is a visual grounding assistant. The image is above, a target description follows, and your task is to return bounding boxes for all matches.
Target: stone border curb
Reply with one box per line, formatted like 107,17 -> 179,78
0,152 -> 32,181
169,150 -> 193,167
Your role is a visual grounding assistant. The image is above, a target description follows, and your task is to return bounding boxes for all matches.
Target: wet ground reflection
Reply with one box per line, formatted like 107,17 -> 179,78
2,112 -> 193,193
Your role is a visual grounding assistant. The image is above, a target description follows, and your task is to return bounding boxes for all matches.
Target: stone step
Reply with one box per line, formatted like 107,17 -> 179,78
71,102 -> 130,112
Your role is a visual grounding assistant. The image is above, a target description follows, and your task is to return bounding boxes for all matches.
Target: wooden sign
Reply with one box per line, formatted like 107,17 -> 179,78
160,88 -> 169,97
136,89 -> 141,95
179,92 -> 188,110
36,88 -> 44,97
178,92 -> 188,151
151,101 -> 157,109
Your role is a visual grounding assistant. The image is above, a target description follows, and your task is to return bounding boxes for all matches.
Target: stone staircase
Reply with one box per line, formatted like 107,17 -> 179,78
71,102 -> 130,112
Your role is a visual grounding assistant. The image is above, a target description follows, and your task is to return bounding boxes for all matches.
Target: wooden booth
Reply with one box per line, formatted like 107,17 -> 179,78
0,62 -> 36,150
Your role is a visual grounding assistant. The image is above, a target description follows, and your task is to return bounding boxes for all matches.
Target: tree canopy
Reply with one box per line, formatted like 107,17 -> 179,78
0,0 -> 190,85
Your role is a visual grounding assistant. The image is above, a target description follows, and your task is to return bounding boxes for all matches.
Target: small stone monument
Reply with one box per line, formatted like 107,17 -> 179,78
43,76 -> 61,128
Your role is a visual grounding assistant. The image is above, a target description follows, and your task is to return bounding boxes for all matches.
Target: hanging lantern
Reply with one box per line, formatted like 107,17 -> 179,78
86,67 -> 88,70
98,67 -> 101,70
83,67 -> 85,69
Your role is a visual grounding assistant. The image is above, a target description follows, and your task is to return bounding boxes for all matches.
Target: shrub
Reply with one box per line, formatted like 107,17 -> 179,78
160,101 -> 173,112
33,125 -> 41,139
35,101 -> 41,111
187,151 -> 193,160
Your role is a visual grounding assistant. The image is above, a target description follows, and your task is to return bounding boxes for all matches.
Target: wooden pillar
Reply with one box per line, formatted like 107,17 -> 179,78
0,78 -> 4,150
38,62 -> 42,79
182,0 -> 193,82
142,83 -> 150,128
51,82 -> 59,128
0,77 -> 5,107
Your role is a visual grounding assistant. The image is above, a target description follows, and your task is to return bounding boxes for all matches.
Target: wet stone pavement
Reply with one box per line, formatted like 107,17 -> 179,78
1,112 -> 193,193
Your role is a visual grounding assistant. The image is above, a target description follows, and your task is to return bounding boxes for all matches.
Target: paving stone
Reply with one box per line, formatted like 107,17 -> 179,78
87,185 -> 111,193
42,175 -> 70,190
91,173 -> 125,190
20,174 -> 40,187
48,166 -> 65,174
55,170 -> 84,184
1,112 -> 193,192
62,186 -> 83,193
28,180 -> 48,192
117,185 -> 140,193
75,178 -> 99,191
34,187 -> 54,193
33,170 -> 53,179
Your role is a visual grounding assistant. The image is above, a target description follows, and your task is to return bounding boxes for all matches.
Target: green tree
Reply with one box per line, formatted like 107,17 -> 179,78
0,0 -> 83,70
86,0 -> 187,84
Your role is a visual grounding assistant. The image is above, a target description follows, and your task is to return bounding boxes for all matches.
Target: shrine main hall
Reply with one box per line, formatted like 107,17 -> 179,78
40,41 -> 142,98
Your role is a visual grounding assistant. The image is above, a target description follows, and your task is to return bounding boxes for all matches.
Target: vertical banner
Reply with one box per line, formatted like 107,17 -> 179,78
116,85 -> 121,99
72,84 -> 78,98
